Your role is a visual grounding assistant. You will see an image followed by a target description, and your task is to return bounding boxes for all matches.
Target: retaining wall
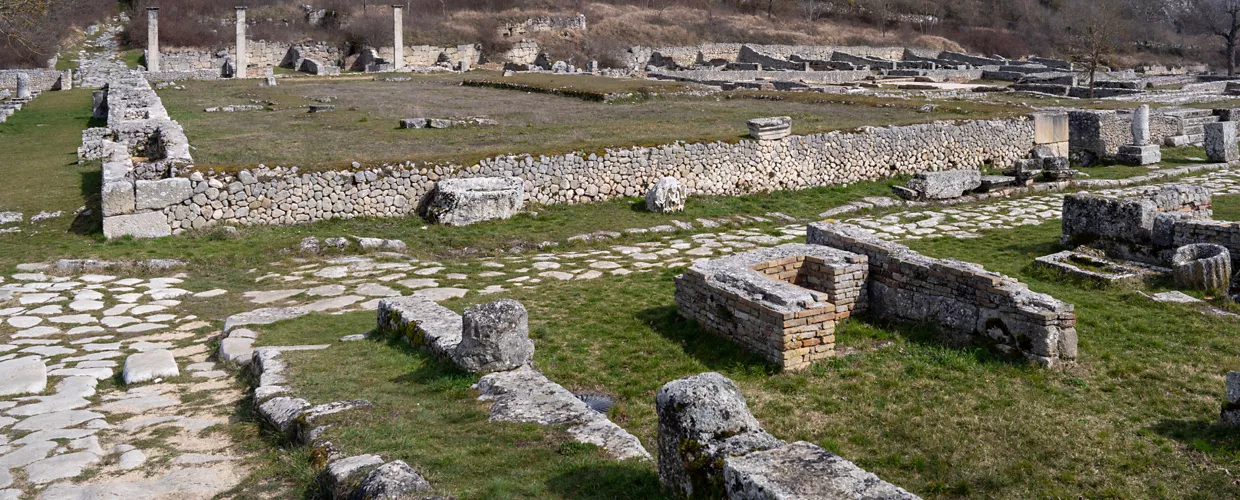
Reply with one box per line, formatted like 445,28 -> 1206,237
630,43 -> 941,69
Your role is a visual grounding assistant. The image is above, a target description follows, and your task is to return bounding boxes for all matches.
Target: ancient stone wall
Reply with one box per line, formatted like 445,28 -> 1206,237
147,117 -> 1035,233
807,222 -> 1078,366
0,70 -> 70,92
674,245 -> 868,370
1061,185 -> 1213,262
630,43 -> 940,69
160,41 -> 291,73
651,68 -> 875,85
502,40 -> 541,65
1173,220 -> 1240,266
499,14 -> 587,38
1069,109 -> 1180,157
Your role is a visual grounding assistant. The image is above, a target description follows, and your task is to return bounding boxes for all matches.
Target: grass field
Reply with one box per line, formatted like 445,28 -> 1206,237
241,210 -> 1240,499
158,71 -> 1027,170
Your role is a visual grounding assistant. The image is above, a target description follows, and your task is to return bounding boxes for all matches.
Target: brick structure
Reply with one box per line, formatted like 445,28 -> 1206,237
674,244 -> 868,370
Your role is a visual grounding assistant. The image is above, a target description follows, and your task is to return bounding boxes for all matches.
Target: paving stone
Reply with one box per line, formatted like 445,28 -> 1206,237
117,448 -> 146,469
244,289 -> 305,304
122,350 -> 179,384
12,410 -> 104,432
397,279 -> 438,289
0,357 -> 46,396
0,441 -> 57,468
355,283 -> 400,297
195,289 -> 227,298
413,287 -> 468,301
24,451 -> 100,484
307,284 -> 347,296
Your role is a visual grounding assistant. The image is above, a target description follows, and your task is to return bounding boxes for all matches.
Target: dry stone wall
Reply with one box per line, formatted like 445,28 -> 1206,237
147,116 -> 1036,234
630,43 -> 940,69
0,70 -> 71,92
1069,109 -> 1181,158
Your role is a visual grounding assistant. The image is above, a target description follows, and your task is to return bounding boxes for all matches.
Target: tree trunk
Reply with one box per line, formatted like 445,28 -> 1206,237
1230,40 -> 1237,76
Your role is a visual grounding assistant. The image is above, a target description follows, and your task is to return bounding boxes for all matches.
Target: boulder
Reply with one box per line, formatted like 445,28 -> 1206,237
903,169 -> 981,200
424,177 -> 524,227
348,460 -> 430,500
646,177 -> 687,213
656,372 -> 783,498
747,116 -> 792,140
451,299 -> 534,374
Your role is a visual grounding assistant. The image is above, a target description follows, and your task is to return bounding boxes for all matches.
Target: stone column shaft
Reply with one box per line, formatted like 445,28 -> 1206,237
393,5 -> 404,70
147,8 -> 160,72
235,7 -> 248,78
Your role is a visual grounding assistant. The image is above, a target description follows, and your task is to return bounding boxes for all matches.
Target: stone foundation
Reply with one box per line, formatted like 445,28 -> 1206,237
807,222 -> 1078,366
674,244 -> 868,370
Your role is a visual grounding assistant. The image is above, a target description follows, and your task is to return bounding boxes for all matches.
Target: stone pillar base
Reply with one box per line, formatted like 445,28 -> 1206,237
1117,144 -> 1161,165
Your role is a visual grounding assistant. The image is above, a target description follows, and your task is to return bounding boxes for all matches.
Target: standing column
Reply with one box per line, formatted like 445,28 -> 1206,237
16,73 -> 30,99
235,7 -> 248,78
146,7 -> 160,72
392,5 -> 404,70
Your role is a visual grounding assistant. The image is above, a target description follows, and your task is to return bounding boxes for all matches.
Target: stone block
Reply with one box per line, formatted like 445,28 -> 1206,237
1116,144 -> 1161,166
399,118 -> 428,129
452,299 -> 534,374
135,178 -> 192,211
904,169 -> 981,200
747,116 -> 792,140
349,461 -> 429,500
424,177 -> 524,227
657,372 -> 783,498
1033,112 -> 1069,144
646,177 -> 687,213
101,180 -> 135,217
1205,121 -> 1239,163
103,212 -> 172,240
723,441 -> 920,500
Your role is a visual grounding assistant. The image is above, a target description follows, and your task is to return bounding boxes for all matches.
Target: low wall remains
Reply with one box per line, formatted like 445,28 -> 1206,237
1069,109 -> 1181,158
130,116 -> 1035,234
807,222 -> 1078,366
629,43 -> 940,69
1061,185 -> 1213,263
0,69 -> 71,92
650,67 -> 873,85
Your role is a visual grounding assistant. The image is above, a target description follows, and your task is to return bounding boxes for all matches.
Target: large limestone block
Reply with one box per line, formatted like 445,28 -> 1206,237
135,178 -> 192,211
103,211 -> 172,239
424,177 -> 524,227
656,372 -> 783,498
101,180 -> 136,217
646,177 -> 687,213
0,357 -> 47,396
747,116 -> 792,140
451,299 -> 534,374
321,455 -> 385,499
1033,112 -> 1069,144
904,169 -> 981,200
258,396 -> 310,435
723,442 -> 921,500
1205,121 -> 1239,163
122,349 -> 179,384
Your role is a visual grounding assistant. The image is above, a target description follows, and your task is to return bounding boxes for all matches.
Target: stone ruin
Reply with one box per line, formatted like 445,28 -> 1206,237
1056,184 -> 1239,293
422,177 -> 525,227
398,117 -> 497,129
676,223 -> 1079,370
646,177 -> 686,213
746,116 -> 792,140
1117,105 -> 1161,166
656,372 -> 918,499
377,296 -> 651,460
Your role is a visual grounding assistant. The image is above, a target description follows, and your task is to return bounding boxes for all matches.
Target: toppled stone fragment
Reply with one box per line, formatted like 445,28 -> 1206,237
723,441 -> 920,500
452,299 -> 534,374
122,350 -> 178,384
424,177 -> 525,226
646,177 -> 687,213
348,460 -> 430,500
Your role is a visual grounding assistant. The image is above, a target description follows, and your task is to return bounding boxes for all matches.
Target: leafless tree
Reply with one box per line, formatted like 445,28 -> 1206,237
0,0 -> 53,56
1065,0 -> 1132,98
1192,0 -> 1240,75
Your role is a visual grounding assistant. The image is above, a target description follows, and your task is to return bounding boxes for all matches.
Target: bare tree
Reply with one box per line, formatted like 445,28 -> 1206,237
1065,0 -> 1132,98
0,0 -> 53,56
1193,0 -> 1240,75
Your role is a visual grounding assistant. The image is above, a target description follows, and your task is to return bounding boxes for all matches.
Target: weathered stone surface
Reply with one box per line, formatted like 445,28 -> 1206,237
723,441 -> 920,500
1205,121 -> 1239,163
646,177 -> 687,213
24,451 -> 100,484
904,169 -> 981,200
122,350 -> 178,384
474,366 -> 651,460
425,177 -> 524,226
747,116 -> 792,140
1172,244 -> 1232,292
322,455 -> 385,499
1117,143 -> 1161,166
1224,371 -> 1240,427
101,180 -> 136,217
348,460 -> 430,500
103,211 -> 171,239
378,296 -> 463,359
452,299 -> 534,374
135,178 -> 192,211
0,357 -> 46,396
258,396 -> 311,435
219,337 -> 255,366
224,306 -> 308,333
657,372 -> 783,498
